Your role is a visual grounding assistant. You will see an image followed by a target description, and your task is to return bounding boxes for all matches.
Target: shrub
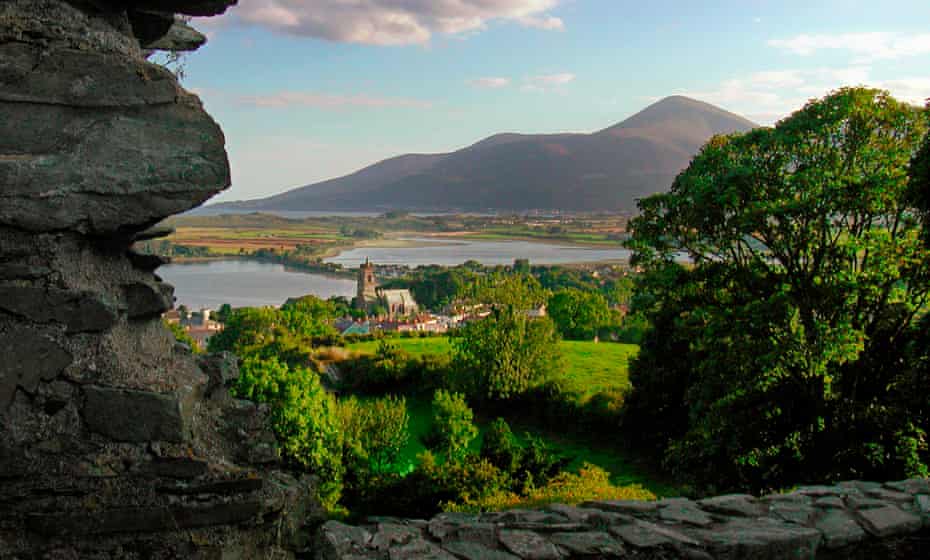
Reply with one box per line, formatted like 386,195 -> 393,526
426,390 -> 478,462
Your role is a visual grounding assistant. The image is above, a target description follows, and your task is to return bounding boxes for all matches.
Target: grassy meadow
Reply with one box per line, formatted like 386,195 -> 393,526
347,337 -> 637,400
346,337 -> 676,496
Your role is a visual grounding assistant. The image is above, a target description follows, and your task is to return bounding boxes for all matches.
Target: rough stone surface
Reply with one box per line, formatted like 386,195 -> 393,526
82,385 -> 192,442
0,327 -> 72,408
315,481 -> 930,559
856,506 -> 922,537
0,1 -> 316,557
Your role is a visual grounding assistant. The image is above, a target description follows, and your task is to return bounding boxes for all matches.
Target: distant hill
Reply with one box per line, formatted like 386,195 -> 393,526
211,96 -> 756,213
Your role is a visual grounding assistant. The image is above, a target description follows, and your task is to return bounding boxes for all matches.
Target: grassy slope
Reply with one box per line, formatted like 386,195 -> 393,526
347,337 -> 637,399
347,337 -> 677,495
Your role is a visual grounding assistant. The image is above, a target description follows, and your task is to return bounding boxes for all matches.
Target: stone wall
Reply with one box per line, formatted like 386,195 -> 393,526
0,1 -> 320,558
316,479 -> 929,559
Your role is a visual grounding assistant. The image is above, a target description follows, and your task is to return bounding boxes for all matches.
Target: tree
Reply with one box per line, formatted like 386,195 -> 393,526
547,288 -> 610,340
340,395 -> 410,475
232,355 -> 344,509
452,306 -> 563,400
427,390 -> 478,462
625,88 -> 930,490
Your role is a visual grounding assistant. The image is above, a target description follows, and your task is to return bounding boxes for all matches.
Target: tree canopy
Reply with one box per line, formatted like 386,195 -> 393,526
625,88 -> 930,490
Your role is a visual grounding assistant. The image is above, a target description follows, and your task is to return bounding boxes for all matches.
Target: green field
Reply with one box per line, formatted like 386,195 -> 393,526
347,337 -> 637,399
346,337 -> 674,495
361,393 -> 676,496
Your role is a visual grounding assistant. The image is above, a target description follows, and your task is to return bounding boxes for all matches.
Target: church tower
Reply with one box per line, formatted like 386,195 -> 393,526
356,258 -> 378,308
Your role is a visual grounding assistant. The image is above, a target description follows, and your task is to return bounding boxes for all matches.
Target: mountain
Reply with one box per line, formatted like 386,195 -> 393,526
211,96 -> 757,213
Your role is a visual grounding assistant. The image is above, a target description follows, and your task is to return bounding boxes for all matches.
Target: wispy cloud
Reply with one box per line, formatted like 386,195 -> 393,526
768,32 -> 930,63
213,0 -> 565,46
468,77 -> 512,89
521,72 -> 575,92
237,91 -> 433,110
517,14 -> 565,31
678,67 -> 929,125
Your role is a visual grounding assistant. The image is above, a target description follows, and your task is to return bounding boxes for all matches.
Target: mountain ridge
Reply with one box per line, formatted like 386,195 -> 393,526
210,96 -> 757,213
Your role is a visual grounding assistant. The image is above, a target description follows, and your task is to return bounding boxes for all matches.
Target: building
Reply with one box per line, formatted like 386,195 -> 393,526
354,259 -> 419,317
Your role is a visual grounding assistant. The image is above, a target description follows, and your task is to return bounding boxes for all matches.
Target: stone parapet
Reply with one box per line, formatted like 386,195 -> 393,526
316,478 -> 930,559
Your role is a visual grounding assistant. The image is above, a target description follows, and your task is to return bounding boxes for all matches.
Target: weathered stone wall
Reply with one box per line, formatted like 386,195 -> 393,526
316,480 -> 929,559
0,1 -> 321,557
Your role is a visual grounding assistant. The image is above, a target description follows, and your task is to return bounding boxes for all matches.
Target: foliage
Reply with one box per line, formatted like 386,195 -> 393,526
163,319 -> 200,353
625,88 -> 930,491
548,288 -> 611,340
208,297 -> 337,366
445,463 -> 655,513
426,390 -> 478,462
452,306 -> 563,400
339,395 -> 410,475
482,418 -> 523,473
231,356 -> 344,509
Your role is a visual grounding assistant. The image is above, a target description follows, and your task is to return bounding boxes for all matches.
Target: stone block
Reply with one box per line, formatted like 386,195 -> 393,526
698,494 -> 767,517
768,501 -> 816,526
0,327 -> 72,408
388,538 -> 456,560
499,530 -> 563,560
83,385 -> 192,442
549,531 -> 624,557
316,521 -> 372,559
658,498 -> 714,527
583,499 -> 659,517
856,505 -> 922,538
884,478 -> 930,496
813,509 -> 867,549
609,519 -> 699,549
694,518 -> 821,560
27,501 -> 262,536
371,523 -> 422,551
123,281 -> 174,319
0,287 -> 117,333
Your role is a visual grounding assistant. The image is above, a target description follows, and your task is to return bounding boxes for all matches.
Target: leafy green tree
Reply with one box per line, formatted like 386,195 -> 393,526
453,306 -> 563,400
481,418 -> 522,473
625,88 -> 930,490
215,303 -> 233,324
547,288 -> 610,340
427,390 -> 478,462
280,295 -> 338,339
340,395 -> 410,475
232,355 -> 344,508
207,307 -> 279,357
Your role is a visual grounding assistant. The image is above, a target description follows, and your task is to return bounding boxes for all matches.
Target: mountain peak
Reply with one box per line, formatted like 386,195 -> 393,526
596,95 -> 756,150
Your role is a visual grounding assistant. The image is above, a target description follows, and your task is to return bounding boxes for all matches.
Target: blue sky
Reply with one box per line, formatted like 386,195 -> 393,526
185,0 -> 930,202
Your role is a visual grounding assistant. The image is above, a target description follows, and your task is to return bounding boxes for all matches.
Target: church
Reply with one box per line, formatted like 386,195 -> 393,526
354,259 -> 419,316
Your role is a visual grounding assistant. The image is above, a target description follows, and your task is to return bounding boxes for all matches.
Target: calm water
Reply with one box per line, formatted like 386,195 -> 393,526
325,238 -> 632,267
159,260 -> 356,310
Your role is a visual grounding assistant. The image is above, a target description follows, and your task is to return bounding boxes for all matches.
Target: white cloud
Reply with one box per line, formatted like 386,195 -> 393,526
768,32 -> 930,63
218,0 -> 565,46
521,73 -> 575,92
468,77 -> 512,89
679,67 -> 928,125
517,14 -> 565,31
237,91 -> 432,110
527,73 -> 575,86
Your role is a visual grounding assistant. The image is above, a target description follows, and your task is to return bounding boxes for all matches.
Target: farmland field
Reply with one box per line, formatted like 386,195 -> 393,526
346,337 -> 637,398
